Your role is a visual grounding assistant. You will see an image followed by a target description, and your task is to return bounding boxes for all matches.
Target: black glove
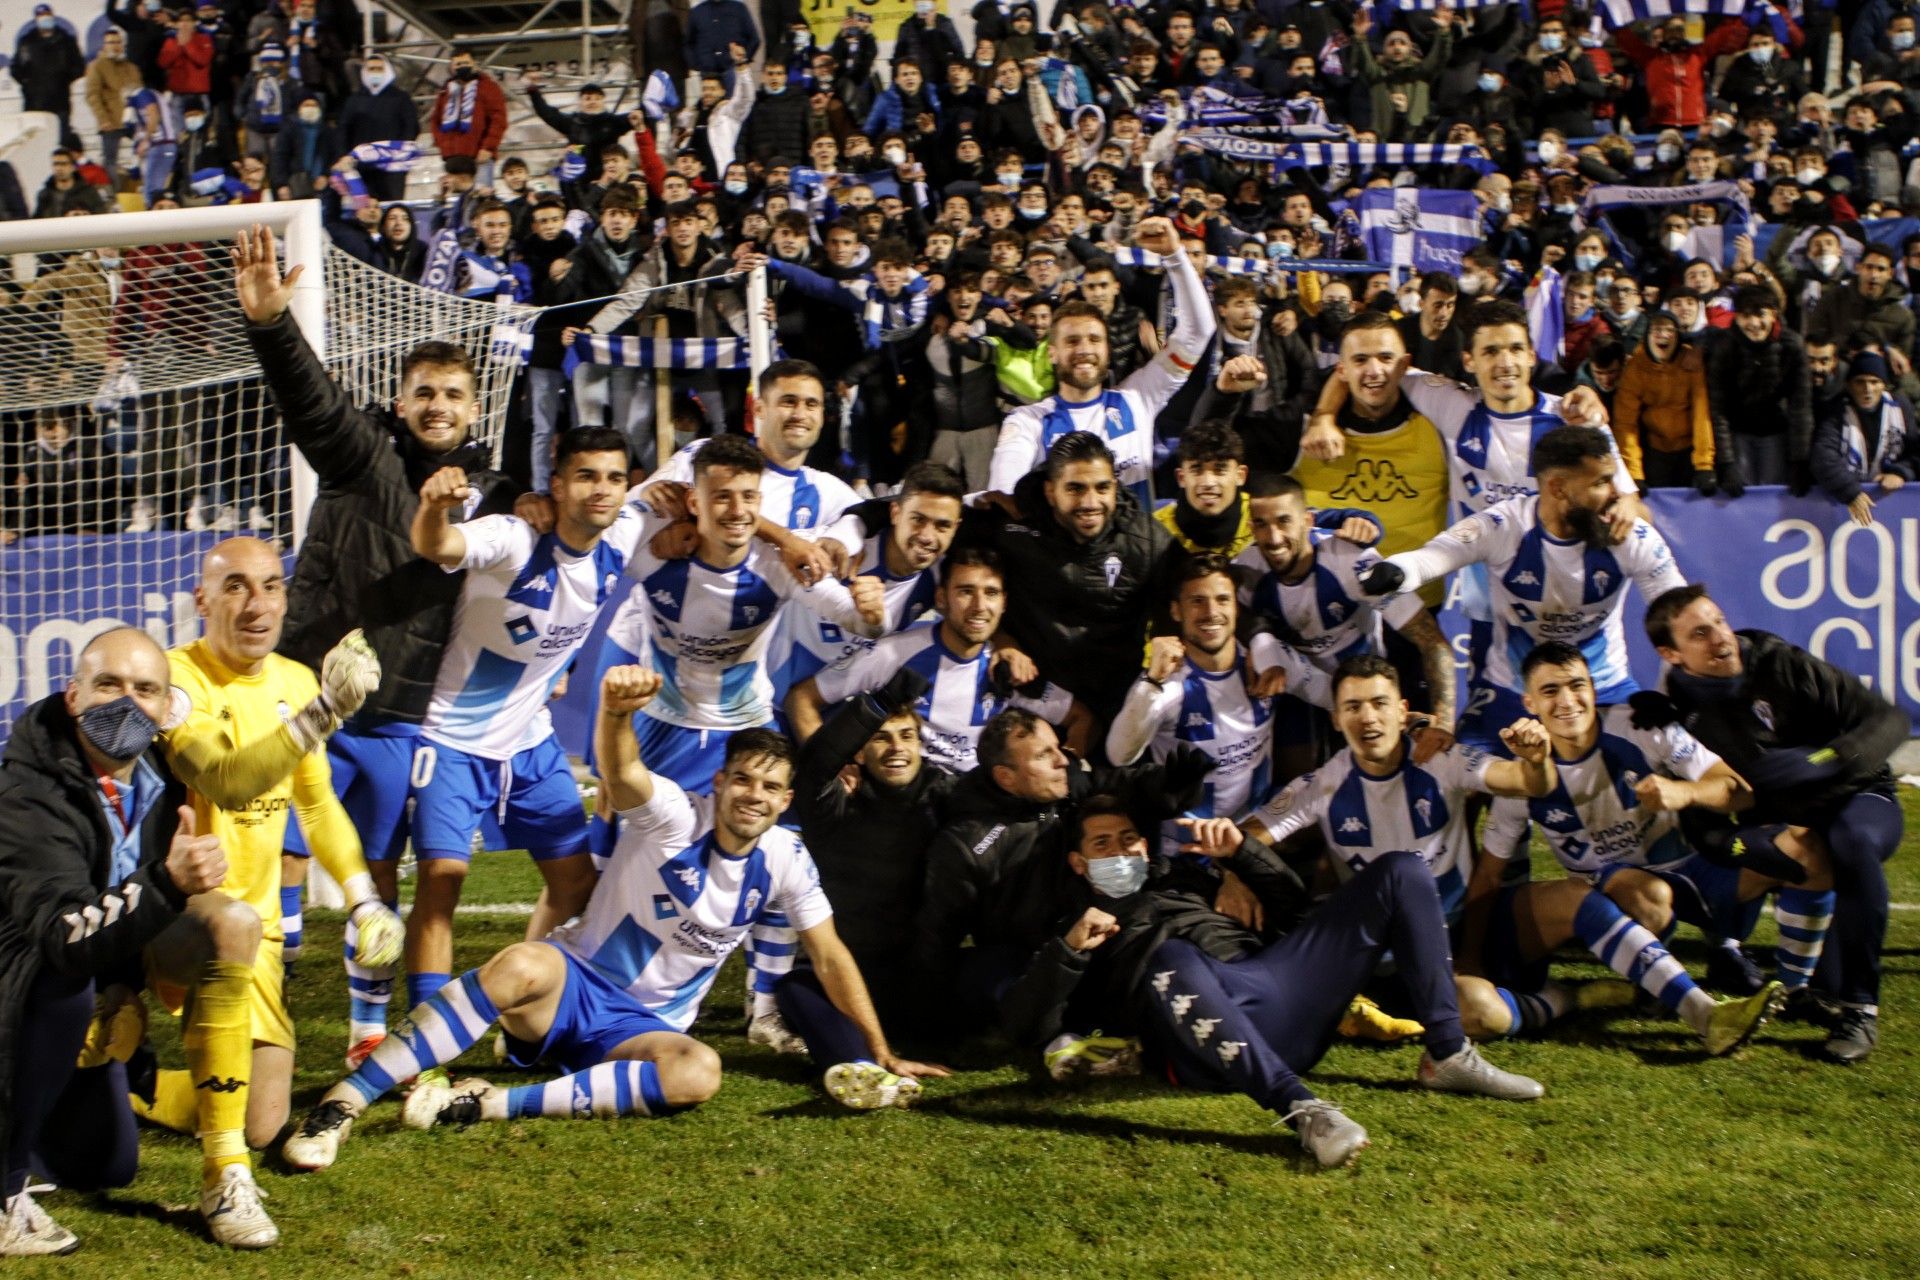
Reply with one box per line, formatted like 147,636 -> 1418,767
1626,690 -> 1679,730
1716,460 -> 1746,498
1788,460 -> 1814,497
1359,560 -> 1405,597
877,666 -> 932,717
1692,469 -> 1717,497
1742,746 -> 1846,790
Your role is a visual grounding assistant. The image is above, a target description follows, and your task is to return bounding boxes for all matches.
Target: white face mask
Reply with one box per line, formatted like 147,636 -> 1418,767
298,107 -> 322,123
1656,143 -> 1679,164
1796,167 -> 1823,185
883,145 -> 906,165
1813,253 -> 1841,275
1538,138 -> 1562,163
1490,192 -> 1512,213
1663,230 -> 1688,252
1458,273 -> 1485,297
184,114 -> 206,131
363,68 -> 393,91
1398,291 -> 1421,314
997,171 -> 1022,187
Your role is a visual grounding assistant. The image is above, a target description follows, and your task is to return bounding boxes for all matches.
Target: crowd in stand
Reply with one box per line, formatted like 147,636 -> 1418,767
2,0 -> 1920,533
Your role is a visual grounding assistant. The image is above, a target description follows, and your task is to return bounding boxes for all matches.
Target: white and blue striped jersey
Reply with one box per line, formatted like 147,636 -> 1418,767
812,619 -> 1075,774
424,507 -> 647,760
1234,532 -> 1425,673
1251,742 -> 1498,922
987,250 -> 1213,504
1385,496 -> 1686,703
780,532 -> 941,691
550,777 -> 834,1032
1399,374 -> 1637,622
1107,635 -> 1332,855
650,440 -> 861,534
616,539 -> 876,732
1483,705 -> 1722,878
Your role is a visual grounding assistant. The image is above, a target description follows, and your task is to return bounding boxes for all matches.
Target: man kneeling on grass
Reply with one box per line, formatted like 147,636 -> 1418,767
282,667 -> 945,1170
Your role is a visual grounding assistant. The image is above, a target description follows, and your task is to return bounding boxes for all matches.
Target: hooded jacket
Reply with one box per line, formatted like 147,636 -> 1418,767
0,695 -> 193,1192
1706,324 -> 1812,456
245,313 -> 522,723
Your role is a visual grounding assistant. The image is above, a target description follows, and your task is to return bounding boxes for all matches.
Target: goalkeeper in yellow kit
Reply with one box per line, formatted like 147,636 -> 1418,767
137,537 -> 402,1249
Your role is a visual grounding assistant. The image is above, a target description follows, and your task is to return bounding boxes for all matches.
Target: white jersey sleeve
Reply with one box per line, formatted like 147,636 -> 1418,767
1430,742 -> 1498,794
1386,506 -> 1513,593
1399,371 -> 1480,438
614,773 -> 702,843
1250,632 -> 1332,709
768,842 -> 835,934
1619,520 -> 1688,603
988,402 -> 1047,495
1250,768 -> 1329,842
1105,676 -> 1181,766
452,514 -> 536,575
1645,719 -> 1722,782
1010,680 -> 1075,726
809,626 -> 911,705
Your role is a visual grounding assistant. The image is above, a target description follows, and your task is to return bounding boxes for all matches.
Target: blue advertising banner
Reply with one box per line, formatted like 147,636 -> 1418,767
1432,487 -> 1920,731
7,492 -> 1920,746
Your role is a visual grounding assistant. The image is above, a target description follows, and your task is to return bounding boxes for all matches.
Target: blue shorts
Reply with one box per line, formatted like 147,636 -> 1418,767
634,714 -> 744,795
1593,854 -> 1765,943
503,943 -> 678,1074
410,736 -> 587,862
284,726 -> 420,862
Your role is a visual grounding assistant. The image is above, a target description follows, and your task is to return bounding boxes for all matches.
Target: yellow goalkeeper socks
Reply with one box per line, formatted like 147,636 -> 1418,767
184,959 -> 255,1184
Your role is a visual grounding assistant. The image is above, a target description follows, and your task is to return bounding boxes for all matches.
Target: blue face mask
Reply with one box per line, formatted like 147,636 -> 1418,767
1749,45 -> 1774,63
1572,306 -> 1595,323
1266,240 -> 1294,259
1085,854 -> 1148,898
77,695 -> 161,761
1895,31 -> 1917,51
1477,73 -> 1502,93
1574,251 -> 1603,272
1539,33 -> 1564,52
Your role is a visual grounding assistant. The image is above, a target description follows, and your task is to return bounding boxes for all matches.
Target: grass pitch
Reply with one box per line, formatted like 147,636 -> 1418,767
15,798 -> 1920,1279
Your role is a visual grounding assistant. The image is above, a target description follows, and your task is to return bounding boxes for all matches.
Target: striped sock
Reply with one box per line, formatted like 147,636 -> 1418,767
1493,984 -> 1572,1037
744,918 -> 798,1022
1773,889 -> 1835,991
499,1060 -> 673,1120
344,911 -> 395,1043
1574,891 -> 1714,1033
280,884 -> 304,967
344,970 -> 499,1106
408,970 -> 451,1010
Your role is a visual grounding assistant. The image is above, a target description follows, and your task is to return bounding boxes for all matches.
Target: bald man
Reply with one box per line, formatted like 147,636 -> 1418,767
137,537 -> 398,1249
0,629 -> 228,1257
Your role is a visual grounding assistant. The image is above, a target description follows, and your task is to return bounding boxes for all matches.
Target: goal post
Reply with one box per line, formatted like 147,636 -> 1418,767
0,202 -> 536,742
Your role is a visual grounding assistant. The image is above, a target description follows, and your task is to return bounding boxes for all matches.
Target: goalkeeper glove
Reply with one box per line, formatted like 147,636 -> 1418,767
348,899 -> 405,968
1359,561 -> 1405,597
77,986 -> 147,1069
289,629 -> 382,753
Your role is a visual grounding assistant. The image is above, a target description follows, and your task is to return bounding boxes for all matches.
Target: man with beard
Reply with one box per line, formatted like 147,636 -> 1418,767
793,546 -> 1086,771
1360,428 -> 1687,750
282,673 -> 940,1172
988,217 -> 1215,505
1647,584 -> 1908,1063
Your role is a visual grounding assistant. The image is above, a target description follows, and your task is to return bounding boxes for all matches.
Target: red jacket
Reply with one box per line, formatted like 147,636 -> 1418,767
430,73 -> 508,158
1615,19 -> 1765,128
156,30 -> 213,96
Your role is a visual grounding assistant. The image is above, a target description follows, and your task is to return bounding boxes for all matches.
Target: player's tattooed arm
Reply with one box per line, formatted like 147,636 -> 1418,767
1397,610 -> 1457,755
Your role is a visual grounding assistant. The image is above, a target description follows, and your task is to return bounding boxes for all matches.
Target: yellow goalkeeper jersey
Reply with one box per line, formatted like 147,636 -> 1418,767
165,640 -> 364,941
1291,402 -> 1451,607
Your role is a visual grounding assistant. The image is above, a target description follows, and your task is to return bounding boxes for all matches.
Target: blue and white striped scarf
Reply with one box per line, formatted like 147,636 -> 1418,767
440,78 -> 478,134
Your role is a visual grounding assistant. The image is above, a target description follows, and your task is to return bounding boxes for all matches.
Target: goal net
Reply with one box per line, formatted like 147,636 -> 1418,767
0,202 -> 536,737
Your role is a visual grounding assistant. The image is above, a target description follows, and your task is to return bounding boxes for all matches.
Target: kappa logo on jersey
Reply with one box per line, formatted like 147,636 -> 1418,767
650,588 -> 677,609
1545,808 -> 1574,826
1339,816 -> 1368,834
197,1076 -> 245,1094
672,866 -> 701,890
1329,458 -> 1420,503
1512,570 -> 1539,587
506,615 -> 538,645
1103,554 -> 1123,589
1327,601 -> 1347,621
1185,711 -> 1208,728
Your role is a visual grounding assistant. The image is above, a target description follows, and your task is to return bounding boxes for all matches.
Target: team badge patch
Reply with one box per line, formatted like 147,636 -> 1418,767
1103,554 -> 1122,588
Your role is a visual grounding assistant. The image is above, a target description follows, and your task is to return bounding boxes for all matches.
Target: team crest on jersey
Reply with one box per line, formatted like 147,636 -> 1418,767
794,505 -> 815,526
1453,521 -> 1482,544
1103,554 -> 1123,588
276,701 -> 292,723
742,604 -> 762,623
1414,797 -> 1432,824
1105,406 -> 1123,429
1592,570 -> 1611,592
1327,601 -> 1347,621
742,888 -> 763,918
1752,700 -> 1775,731
506,615 -> 538,645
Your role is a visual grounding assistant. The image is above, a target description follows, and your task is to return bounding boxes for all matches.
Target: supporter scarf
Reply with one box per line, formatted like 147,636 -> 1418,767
253,72 -> 283,127
1840,394 -> 1910,479
352,139 -> 421,171
441,78 -> 478,133
288,19 -> 314,81
837,273 -> 931,348
330,167 -> 370,208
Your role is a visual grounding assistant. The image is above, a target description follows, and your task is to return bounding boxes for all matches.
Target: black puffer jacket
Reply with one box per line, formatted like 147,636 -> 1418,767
0,696 -> 193,1189
1706,326 -> 1813,456
959,470 -> 1178,721
248,313 -> 521,723
1000,832 -> 1310,1046
1666,630 -> 1907,824
910,746 -> 1213,999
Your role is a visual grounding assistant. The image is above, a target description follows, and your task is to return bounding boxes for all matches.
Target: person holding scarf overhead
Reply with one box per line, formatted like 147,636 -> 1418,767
339,53 -> 420,202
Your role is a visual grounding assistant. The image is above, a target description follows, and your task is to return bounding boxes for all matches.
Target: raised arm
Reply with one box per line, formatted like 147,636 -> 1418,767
595,666 -> 664,812
1479,719 -> 1557,798
411,466 -> 474,566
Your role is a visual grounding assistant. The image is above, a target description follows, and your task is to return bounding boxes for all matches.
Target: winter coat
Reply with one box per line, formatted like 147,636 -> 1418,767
0,696 -> 193,1195
1613,340 -> 1719,476
244,313 -> 522,722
